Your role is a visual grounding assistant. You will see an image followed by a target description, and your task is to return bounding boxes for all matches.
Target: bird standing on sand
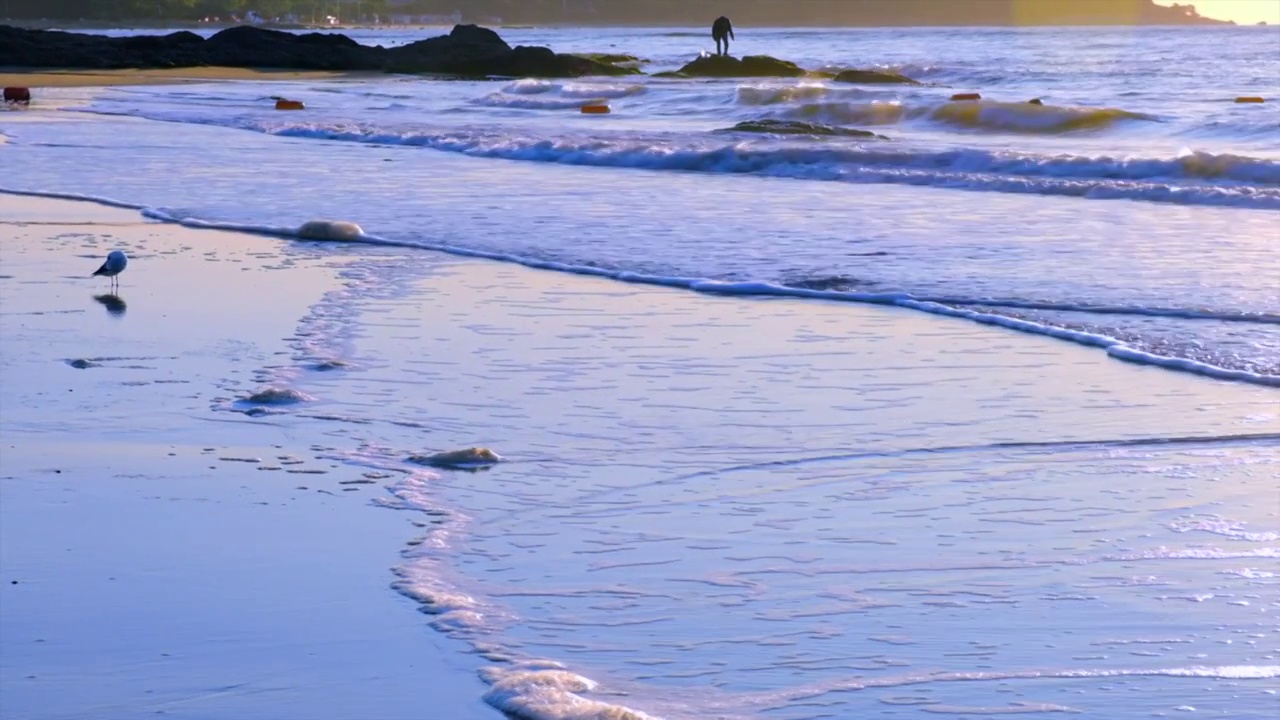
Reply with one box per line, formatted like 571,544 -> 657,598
93,250 -> 128,291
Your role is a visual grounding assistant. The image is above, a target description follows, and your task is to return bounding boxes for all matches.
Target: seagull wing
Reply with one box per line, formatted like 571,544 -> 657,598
92,259 -> 111,276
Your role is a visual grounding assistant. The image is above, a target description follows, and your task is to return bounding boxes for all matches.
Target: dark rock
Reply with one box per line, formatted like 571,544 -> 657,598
718,119 -> 888,139
572,52 -> 646,64
0,23 -> 625,79
676,54 -> 806,78
449,23 -> 508,48
833,68 -> 920,84
202,26 -> 381,70
385,26 -> 629,77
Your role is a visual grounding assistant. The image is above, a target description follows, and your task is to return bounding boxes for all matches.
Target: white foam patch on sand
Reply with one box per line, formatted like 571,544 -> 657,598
1167,514 -> 1280,543
1219,568 -> 1276,579
337,442 -> 671,719
1102,546 -> 1279,562
915,702 -> 1079,714
337,448 -> 495,634
769,665 -> 1280,707
240,386 -> 315,404
391,564 -> 488,631
481,662 -> 661,720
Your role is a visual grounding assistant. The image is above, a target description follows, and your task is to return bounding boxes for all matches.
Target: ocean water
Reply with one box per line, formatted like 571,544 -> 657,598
5,24 -> 1279,383
2,23 -> 1279,720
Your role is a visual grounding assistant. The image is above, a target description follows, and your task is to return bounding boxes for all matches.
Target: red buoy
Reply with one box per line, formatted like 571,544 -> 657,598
3,87 -> 31,105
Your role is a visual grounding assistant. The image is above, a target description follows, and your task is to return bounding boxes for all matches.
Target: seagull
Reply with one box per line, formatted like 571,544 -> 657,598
92,250 -> 128,291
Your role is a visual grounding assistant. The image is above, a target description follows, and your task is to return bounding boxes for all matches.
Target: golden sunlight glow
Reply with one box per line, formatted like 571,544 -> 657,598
1157,0 -> 1280,24
1012,0 -> 1137,25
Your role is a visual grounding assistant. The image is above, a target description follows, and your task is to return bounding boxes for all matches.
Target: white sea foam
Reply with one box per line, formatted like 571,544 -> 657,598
242,125 -> 1280,209
481,662 -> 661,720
774,665 -> 1280,705
1220,568 -> 1277,579
5,187 -> 1277,388
1167,515 -> 1280,543
558,83 -> 646,99
782,99 -> 1159,133
1103,546 -> 1279,562
735,83 -> 880,105
505,79 -> 559,95
476,93 -> 605,110
239,386 -> 315,405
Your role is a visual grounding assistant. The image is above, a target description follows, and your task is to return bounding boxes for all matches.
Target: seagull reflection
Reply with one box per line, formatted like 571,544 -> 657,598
93,293 -> 127,317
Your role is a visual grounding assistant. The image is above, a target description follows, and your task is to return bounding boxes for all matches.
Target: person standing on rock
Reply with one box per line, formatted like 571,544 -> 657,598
712,16 -> 735,56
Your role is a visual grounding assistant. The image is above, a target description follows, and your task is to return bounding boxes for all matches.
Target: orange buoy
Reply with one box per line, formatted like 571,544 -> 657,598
950,92 -> 981,101
580,103 -> 610,114
1235,96 -> 1264,103
275,99 -> 305,110
1027,97 -> 1044,105
3,87 -> 31,105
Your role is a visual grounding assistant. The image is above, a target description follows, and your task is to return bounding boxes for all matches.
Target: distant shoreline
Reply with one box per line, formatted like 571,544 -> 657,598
0,66 -> 388,88
1,19 -> 1251,33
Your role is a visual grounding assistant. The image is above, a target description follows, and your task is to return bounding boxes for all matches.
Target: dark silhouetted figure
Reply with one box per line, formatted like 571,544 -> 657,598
712,16 -> 734,56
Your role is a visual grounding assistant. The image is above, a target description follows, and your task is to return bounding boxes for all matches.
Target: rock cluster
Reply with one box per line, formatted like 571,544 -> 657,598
0,23 -> 629,78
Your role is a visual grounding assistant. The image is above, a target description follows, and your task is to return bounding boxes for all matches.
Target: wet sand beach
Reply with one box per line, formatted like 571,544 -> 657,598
2,190 -> 1274,718
2,23 -> 1277,709
0,195 -> 494,719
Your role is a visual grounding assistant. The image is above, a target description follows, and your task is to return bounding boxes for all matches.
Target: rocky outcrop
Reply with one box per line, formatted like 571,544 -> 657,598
202,25 -> 381,70
570,52 -> 647,65
385,27 -> 631,76
718,119 -> 887,139
833,69 -> 920,85
673,55 -> 807,78
0,23 -> 628,78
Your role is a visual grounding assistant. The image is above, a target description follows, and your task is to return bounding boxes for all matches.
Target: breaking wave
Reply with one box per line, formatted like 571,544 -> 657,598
5,187 -> 1275,388
783,99 -> 1158,133
736,83 -> 885,105
238,121 -> 1280,209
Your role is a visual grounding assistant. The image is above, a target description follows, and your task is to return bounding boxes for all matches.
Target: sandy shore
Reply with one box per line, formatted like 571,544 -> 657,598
2,192 -> 1275,719
0,66 -> 389,88
0,195 -> 494,720
275,221 -> 1280,719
